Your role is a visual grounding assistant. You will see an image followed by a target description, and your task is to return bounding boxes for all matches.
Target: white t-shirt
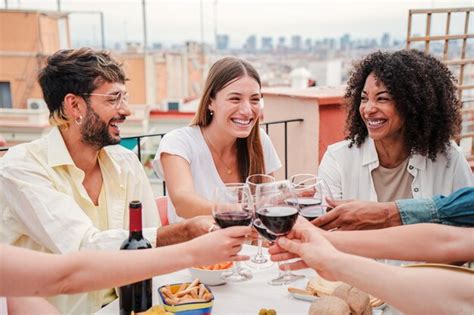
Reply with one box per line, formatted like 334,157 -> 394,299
153,126 -> 282,223
0,297 -> 7,315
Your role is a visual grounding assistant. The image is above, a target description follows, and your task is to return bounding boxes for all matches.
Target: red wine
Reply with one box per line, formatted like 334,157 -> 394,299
214,210 -> 252,228
285,197 -> 321,207
119,201 -> 152,315
253,220 -> 277,242
299,205 -> 329,221
256,206 -> 299,236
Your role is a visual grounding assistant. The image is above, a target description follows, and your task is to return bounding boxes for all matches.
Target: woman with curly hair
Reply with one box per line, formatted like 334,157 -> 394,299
316,49 -> 472,230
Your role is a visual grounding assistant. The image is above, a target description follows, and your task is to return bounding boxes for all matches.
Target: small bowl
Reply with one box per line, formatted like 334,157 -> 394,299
158,282 -> 214,315
188,267 -> 228,286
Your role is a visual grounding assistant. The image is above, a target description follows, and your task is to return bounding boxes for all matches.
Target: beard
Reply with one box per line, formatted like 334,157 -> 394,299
80,107 -> 123,149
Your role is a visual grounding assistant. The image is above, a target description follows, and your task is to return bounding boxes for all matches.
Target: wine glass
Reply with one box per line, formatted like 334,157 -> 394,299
289,174 -> 332,221
212,183 -> 253,282
255,180 -> 305,285
245,174 -> 275,269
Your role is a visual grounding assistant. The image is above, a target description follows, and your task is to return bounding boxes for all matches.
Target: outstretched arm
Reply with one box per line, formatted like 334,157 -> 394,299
160,153 -> 214,218
0,226 -> 250,297
269,219 -> 474,314
325,223 -> 474,263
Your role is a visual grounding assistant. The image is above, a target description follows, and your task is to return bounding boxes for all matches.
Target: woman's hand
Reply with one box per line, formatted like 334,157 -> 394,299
186,226 -> 251,266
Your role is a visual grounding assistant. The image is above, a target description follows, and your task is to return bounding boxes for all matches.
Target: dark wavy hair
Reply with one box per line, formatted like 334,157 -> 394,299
345,49 -> 462,160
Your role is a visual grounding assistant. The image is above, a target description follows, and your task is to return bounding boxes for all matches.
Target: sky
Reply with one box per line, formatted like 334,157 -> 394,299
3,0 -> 473,48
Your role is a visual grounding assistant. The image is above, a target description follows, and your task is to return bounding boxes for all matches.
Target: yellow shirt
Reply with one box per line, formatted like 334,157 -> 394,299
0,127 -> 160,314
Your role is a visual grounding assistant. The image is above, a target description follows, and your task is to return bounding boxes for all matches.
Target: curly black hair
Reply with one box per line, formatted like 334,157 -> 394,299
345,49 -> 462,161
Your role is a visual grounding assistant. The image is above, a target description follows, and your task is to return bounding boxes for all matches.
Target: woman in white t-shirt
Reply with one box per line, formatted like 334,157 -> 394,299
154,57 -> 281,222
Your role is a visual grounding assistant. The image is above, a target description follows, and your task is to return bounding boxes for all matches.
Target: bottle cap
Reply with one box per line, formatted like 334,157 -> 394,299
129,200 -> 142,209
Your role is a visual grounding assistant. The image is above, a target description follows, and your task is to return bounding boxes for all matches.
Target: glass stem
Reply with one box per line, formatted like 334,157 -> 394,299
277,261 -> 286,277
233,261 -> 242,275
256,235 -> 264,257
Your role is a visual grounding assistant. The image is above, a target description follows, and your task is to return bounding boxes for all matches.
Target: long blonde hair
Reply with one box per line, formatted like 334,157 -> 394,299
191,57 -> 265,181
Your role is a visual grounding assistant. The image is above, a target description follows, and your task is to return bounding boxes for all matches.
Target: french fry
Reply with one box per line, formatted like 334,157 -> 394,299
195,261 -> 233,270
164,296 -> 180,305
160,287 -> 174,300
190,278 -> 200,288
176,285 -> 199,298
177,282 -> 187,292
162,280 -> 213,306
198,284 -> 206,299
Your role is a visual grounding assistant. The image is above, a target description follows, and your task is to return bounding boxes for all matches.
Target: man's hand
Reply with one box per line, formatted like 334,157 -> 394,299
313,199 -> 402,231
268,217 -> 341,281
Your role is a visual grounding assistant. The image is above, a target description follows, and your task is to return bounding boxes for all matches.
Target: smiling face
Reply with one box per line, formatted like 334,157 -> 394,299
208,75 -> 261,139
359,72 -> 405,143
81,81 -> 130,148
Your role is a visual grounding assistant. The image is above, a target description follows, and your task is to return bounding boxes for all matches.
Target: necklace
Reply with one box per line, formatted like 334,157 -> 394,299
202,128 -> 233,175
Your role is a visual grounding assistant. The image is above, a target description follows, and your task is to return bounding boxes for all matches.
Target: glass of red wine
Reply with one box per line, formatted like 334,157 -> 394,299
289,174 -> 332,221
212,183 -> 253,282
255,180 -> 305,285
245,174 -> 275,269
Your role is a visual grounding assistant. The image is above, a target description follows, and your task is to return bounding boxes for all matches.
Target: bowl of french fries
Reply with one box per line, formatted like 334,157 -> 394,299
157,279 -> 214,314
188,262 -> 233,286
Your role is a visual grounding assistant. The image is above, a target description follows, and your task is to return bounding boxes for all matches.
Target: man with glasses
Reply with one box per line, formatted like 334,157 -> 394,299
0,48 -> 213,314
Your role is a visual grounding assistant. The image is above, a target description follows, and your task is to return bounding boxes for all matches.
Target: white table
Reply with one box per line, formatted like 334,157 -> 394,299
96,245 -> 398,315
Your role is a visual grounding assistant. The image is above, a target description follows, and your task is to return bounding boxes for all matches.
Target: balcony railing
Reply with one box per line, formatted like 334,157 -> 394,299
121,118 -> 304,195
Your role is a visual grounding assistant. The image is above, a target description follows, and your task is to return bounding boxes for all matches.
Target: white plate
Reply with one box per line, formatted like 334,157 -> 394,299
289,286 -> 387,311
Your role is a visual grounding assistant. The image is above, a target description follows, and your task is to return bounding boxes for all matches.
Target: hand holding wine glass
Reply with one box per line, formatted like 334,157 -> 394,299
212,183 -> 253,281
255,180 -> 305,285
246,174 -> 275,269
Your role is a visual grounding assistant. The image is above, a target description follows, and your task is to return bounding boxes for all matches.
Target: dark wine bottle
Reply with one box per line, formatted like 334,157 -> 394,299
119,200 -> 152,315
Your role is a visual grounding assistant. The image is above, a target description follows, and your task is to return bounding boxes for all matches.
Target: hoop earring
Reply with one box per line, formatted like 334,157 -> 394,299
75,115 -> 83,125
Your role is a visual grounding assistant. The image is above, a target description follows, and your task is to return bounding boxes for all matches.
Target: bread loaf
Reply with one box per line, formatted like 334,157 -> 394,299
332,283 -> 372,315
308,296 -> 350,315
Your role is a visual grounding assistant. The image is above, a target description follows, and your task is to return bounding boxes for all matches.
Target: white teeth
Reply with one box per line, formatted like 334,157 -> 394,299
367,119 -> 386,126
232,118 -> 251,125
110,123 -> 120,130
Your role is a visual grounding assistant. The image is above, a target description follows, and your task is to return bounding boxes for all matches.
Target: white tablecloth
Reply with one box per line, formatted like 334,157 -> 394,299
96,245 -> 399,315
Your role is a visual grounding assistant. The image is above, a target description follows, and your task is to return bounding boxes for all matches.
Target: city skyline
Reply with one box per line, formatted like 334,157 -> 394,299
3,0 -> 473,48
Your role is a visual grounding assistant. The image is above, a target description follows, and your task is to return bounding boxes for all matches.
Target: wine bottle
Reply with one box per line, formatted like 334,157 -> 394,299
119,200 -> 152,315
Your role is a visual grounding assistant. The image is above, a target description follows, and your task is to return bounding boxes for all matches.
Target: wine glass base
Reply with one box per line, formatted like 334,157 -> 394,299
267,273 -> 305,286
224,268 -> 253,282
245,255 -> 274,269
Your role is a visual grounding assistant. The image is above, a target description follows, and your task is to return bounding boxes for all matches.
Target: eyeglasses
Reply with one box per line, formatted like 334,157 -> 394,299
83,91 -> 129,109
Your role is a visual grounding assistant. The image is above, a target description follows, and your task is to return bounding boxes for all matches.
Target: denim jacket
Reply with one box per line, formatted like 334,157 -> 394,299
396,187 -> 474,226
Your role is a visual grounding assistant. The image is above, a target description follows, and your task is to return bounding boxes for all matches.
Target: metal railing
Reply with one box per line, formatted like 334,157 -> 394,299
120,118 -> 304,194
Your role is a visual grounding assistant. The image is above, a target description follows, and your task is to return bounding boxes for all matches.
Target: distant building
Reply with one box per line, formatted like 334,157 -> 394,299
277,36 -> 287,53
152,42 -> 163,51
215,34 -> 229,51
0,9 -> 208,146
261,36 -> 273,52
381,32 -> 391,48
244,35 -> 257,52
0,9 -> 70,109
340,33 -> 351,50
304,38 -> 312,52
291,35 -> 302,52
